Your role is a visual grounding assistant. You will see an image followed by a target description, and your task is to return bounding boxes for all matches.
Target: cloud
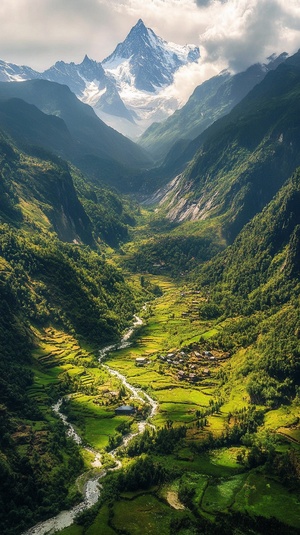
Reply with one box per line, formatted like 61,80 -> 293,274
104,0 -> 203,46
101,0 -> 300,73
197,0 -> 300,72
0,0 -> 299,80
195,0 -> 228,5
145,0 -> 300,106
0,0 -> 120,69
195,0 -> 212,5
161,59 -> 228,108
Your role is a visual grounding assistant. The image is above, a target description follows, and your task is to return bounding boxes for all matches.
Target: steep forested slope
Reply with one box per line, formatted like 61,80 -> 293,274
0,132 -> 94,244
157,51 -> 300,241
195,167 -> 300,406
0,130 -> 139,534
0,128 -> 138,248
139,54 -> 287,160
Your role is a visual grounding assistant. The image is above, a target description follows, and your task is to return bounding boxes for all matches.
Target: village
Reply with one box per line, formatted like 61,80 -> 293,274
135,344 -> 230,384
109,288 -> 231,416
111,344 -> 230,416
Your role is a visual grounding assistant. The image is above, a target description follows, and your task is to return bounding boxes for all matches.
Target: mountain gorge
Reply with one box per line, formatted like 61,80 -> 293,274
0,24 -> 300,535
153,51 -> 300,242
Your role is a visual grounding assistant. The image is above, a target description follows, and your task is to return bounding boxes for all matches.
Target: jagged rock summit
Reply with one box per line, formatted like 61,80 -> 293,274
102,18 -> 200,92
0,20 -> 200,138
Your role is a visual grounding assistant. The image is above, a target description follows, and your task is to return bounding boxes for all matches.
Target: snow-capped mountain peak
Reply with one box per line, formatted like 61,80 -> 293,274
0,20 -> 201,138
102,19 -> 200,93
0,60 -> 39,82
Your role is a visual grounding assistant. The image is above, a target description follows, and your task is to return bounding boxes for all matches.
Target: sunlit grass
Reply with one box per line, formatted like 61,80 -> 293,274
154,387 -> 212,406
86,505 -> 115,535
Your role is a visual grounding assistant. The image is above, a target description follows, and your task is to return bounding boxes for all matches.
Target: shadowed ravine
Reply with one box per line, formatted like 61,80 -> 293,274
23,315 -> 157,535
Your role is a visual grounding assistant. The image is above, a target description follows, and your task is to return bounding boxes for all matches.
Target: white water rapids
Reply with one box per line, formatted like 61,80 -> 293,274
22,314 -> 157,535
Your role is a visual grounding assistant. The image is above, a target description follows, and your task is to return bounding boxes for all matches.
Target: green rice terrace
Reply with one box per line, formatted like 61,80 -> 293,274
24,273 -> 300,535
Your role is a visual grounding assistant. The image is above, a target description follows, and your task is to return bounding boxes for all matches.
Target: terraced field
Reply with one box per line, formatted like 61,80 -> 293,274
29,328 -> 136,452
29,276 -> 300,535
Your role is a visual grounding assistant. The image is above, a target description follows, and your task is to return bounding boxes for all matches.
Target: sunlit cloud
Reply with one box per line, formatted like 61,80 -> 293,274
0,0 -> 299,82
197,0 -> 300,72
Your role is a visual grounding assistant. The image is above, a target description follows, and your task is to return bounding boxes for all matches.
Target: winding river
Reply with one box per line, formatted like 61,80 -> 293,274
23,315 -> 157,535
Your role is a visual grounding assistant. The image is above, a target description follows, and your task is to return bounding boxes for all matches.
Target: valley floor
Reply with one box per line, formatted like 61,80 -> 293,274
25,274 -> 300,535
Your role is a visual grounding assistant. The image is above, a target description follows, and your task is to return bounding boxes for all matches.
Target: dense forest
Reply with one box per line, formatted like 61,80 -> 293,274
0,131 -> 140,533
194,168 -> 300,407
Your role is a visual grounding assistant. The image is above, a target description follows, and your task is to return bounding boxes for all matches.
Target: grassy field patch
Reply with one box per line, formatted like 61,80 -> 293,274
86,504 -> 116,535
112,494 -> 182,535
154,387 -> 212,406
66,395 -> 130,450
264,406 -> 300,430
210,448 -> 243,469
155,403 -> 198,426
233,471 -> 300,528
202,474 -> 247,513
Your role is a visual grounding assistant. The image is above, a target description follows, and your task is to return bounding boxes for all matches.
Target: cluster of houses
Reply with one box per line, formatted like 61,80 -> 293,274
156,348 -> 219,383
131,345 -> 229,385
113,348 -> 229,415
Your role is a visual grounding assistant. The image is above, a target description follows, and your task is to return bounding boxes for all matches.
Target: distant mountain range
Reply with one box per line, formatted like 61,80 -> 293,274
0,19 -> 200,139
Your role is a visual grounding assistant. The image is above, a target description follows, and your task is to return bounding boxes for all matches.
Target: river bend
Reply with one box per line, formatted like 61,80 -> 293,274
23,315 -> 156,535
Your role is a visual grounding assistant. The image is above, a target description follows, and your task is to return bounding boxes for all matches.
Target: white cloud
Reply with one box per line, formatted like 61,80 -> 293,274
0,0 -> 119,69
198,0 -> 300,72
161,58 -> 228,108
0,0 -> 299,80
96,0 -> 204,54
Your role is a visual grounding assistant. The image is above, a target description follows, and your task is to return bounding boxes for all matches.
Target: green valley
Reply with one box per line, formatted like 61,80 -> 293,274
52,269 -> 300,535
1,48 -> 300,535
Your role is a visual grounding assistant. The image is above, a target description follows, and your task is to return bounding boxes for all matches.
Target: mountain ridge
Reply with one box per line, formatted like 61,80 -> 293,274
0,79 -> 153,190
0,20 -> 200,138
139,53 -> 288,160
151,50 -> 300,241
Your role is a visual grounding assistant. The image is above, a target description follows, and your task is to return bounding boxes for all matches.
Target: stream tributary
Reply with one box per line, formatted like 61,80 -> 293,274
23,314 -> 157,535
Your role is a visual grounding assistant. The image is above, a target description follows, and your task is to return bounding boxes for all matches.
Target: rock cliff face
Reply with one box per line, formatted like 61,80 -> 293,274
0,134 -> 94,245
148,174 -> 218,223
37,164 -> 94,244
